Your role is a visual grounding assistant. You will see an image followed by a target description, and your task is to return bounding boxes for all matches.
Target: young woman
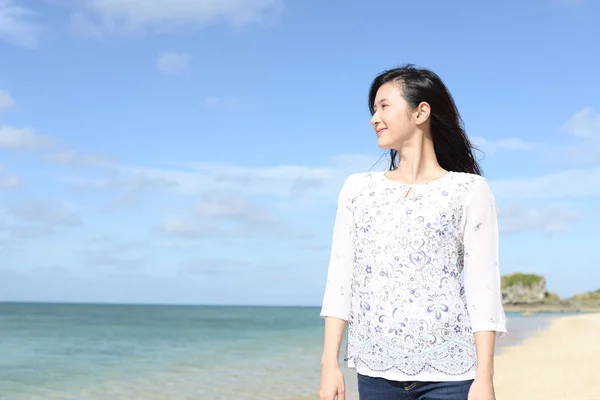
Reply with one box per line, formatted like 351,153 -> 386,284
318,65 -> 507,400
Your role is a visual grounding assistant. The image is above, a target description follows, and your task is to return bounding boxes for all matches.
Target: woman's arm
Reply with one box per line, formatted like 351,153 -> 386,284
462,178 -> 507,372
474,331 -> 496,379
321,317 -> 348,367
318,175 -> 357,400
320,174 -> 356,359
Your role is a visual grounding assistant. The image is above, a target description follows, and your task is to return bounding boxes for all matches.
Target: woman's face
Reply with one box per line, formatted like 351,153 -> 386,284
370,82 -> 421,150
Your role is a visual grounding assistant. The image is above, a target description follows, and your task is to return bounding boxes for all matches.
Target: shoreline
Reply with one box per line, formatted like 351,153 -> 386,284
503,303 -> 600,313
292,312 -> 599,400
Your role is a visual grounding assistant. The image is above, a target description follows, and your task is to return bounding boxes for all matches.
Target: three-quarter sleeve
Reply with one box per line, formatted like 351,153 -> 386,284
462,178 -> 507,336
320,174 -> 356,321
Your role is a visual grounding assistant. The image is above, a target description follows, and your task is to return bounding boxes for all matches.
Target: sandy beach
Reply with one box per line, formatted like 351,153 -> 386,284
494,312 -> 600,400
295,313 -> 600,400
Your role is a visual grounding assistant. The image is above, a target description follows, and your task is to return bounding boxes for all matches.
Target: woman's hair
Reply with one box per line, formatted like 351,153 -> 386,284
368,64 -> 483,175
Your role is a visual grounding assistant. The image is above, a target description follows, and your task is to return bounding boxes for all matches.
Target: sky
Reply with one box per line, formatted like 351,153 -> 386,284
0,0 -> 599,306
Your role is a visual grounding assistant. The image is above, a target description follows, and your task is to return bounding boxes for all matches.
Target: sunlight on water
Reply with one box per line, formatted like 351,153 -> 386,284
0,303 -> 549,400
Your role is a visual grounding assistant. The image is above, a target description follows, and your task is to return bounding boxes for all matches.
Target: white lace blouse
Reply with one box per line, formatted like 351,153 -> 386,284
320,170 -> 507,382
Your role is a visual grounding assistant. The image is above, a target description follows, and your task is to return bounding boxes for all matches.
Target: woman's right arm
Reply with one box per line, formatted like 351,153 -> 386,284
321,317 -> 348,367
319,175 -> 356,400
319,317 -> 348,400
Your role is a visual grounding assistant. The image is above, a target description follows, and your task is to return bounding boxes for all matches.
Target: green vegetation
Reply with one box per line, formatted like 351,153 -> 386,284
544,291 -> 561,301
501,273 -> 544,289
501,272 -> 600,307
569,289 -> 600,301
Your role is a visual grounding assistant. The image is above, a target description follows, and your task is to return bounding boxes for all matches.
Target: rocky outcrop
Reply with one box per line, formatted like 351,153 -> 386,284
500,273 -> 600,312
501,273 -> 547,304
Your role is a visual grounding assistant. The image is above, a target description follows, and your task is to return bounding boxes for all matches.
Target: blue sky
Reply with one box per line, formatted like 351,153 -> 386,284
0,0 -> 599,305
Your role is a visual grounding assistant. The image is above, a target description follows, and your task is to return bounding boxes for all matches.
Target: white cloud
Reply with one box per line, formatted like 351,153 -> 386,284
0,89 -> 15,112
0,0 -> 40,47
80,236 -> 143,269
195,190 -> 311,238
66,170 -> 176,191
102,153 -> 382,203
471,136 -> 535,153
473,108 -> 599,163
45,150 -> 113,166
499,203 -> 579,234
490,168 -> 600,200
156,51 -> 192,75
195,190 -> 277,221
552,0 -> 585,5
562,107 -> 600,162
0,90 -> 55,153
68,152 -> 600,205
156,217 -> 218,239
564,107 -> 600,139
156,190 -> 313,241
564,145 -> 600,163
65,168 -> 177,211
60,149 -> 600,240
70,0 -> 282,36
202,96 -> 222,107
0,126 -> 53,149
0,175 -> 19,188
8,200 -> 81,227
0,225 -> 55,247
0,165 -> 19,189
179,257 -> 254,276
201,96 -> 252,109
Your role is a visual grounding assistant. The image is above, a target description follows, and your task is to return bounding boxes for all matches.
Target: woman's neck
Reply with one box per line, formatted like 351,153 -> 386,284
388,132 -> 446,184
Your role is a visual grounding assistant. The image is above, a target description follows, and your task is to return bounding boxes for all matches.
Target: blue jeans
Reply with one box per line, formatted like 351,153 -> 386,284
357,373 -> 473,400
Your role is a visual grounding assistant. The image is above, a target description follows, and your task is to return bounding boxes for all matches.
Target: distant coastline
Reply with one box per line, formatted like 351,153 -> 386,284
501,272 -> 600,314
3,271 -> 600,315
504,303 -> 600,313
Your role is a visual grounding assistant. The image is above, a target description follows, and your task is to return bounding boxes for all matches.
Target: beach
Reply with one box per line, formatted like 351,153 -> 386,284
295,313 -> 600,400
494,312 -> 600,400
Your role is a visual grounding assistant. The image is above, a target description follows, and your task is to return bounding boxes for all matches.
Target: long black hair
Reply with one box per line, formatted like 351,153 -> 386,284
368,64 -> 482,175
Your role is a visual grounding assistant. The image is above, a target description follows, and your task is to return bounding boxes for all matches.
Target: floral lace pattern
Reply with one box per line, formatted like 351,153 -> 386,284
321,171 -> 507,379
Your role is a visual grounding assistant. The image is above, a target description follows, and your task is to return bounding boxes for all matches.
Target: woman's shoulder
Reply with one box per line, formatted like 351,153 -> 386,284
341,170 -> 383,187
337,171 -> 383,199
445,171 -> 495,203
447,171 -> 489,188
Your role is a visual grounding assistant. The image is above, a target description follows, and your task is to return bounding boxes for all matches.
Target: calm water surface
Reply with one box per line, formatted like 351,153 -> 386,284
0,303 -> 556,400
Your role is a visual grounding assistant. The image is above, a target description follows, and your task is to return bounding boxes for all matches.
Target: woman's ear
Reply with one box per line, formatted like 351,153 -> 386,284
414,101 -> 431,125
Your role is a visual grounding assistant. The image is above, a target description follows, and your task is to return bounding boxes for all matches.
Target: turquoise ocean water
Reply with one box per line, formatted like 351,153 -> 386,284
0,303 -> 555,400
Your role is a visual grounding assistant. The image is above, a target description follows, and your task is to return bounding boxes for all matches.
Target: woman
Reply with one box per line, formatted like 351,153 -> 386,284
318,65 -> 507,400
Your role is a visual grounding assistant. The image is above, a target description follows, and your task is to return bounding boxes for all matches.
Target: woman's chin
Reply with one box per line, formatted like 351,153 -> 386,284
376,136 -> 394,150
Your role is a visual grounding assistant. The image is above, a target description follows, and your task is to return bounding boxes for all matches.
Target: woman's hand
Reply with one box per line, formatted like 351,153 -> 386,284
468,377 -> 496,400
319,364 -> 346,400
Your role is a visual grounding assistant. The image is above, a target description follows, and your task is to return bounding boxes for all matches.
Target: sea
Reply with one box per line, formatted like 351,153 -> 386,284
0,303 -> 560,400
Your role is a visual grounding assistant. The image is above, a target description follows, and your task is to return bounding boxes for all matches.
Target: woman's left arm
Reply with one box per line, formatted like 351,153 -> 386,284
463,178 -> 508,398
473,330 -> 496,379
470,331 -> 497,399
